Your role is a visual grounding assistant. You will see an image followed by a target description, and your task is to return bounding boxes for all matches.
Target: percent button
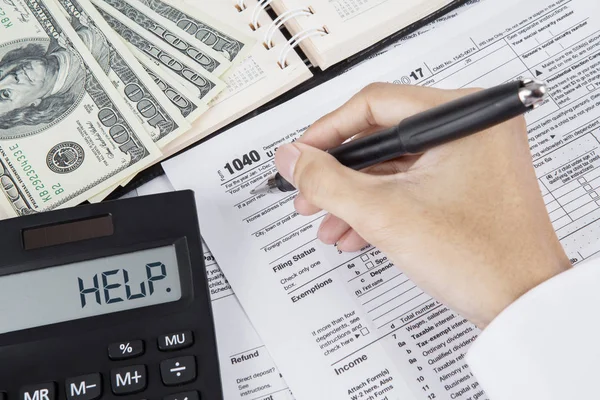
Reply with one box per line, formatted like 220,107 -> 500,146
108,340 -> 145,360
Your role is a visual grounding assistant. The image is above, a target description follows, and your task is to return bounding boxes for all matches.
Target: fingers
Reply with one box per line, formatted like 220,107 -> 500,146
317,214 -> 369,252
294,193 -> 320,216
299,83 -> 468,150
275,142 -> 378,225
362,156 -> 422,176
318,214 -> 351,244
337,229 -> 369,252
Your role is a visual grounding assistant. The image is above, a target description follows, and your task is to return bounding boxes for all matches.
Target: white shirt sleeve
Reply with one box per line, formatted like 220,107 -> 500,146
466,258 -> 600,400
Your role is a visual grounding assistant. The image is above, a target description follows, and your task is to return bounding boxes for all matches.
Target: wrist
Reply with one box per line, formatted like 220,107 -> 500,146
479,252 -> 572,328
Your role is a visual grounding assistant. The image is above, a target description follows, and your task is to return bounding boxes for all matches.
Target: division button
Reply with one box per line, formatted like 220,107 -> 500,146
160,356 -> 197,386
65,373 -> 102,400
110,365 -> 147,395
108,340 -> 144,360
163,391 -> 200,400
20,382 -> 56,400
158,331 -> 194,351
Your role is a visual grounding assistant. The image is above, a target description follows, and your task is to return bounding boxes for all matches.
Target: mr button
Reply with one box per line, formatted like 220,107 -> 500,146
20,383 -> 56,400
158,331 -> 194,351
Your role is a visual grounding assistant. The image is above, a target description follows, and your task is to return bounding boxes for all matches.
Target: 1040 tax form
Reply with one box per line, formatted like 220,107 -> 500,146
164,0 -> 600,398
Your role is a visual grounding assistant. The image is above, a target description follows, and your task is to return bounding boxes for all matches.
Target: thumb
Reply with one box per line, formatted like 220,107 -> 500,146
275,143 -> 376,223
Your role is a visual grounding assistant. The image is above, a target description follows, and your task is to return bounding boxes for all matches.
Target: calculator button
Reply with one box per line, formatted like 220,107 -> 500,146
108,340 -> 144,360
160,356 -> 197,386
163,391 -> 199,400
158,331 -> 194,351
20,382 -> 56,400
0,392 -> 6,400
110,365 -> 147,395
65,373 -> 102,400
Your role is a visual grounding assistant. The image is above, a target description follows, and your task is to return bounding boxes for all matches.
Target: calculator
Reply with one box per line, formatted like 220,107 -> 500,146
0,191 -> 223,400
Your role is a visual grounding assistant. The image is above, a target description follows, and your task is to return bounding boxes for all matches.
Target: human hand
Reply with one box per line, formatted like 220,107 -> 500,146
274,83 -> 571,328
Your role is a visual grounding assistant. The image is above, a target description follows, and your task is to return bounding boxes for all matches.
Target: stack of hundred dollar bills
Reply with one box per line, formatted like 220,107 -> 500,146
0,0 -> 252,217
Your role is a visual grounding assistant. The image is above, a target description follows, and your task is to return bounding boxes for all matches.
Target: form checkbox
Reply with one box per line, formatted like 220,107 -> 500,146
365,261 -> 374,269
360,328 -> 370,336
587,84 -> 595,92
592,192 -> 599,199
578,177 -> 587,184
360,254 -> 369,262
584,184 -> 593,191
596,200 -> 600,207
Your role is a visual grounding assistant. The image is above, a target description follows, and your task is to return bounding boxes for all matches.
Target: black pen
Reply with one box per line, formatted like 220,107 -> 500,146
251,79 -> 547,195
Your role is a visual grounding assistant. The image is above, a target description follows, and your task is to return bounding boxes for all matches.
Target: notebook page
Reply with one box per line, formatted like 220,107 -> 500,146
269,0 -> 453,68
122,176 -> 296,400
164,0 -> 600,398
163,0 -> 312,154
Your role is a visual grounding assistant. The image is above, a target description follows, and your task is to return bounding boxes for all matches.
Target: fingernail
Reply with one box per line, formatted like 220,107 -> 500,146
276,144 -> 301,185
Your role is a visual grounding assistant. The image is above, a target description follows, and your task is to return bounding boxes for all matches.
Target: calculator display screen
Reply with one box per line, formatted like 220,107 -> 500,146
0,245 -> 182,334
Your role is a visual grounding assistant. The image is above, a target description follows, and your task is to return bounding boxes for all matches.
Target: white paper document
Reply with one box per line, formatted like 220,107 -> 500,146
123,176 -> 294,400
164,0 -> 600,399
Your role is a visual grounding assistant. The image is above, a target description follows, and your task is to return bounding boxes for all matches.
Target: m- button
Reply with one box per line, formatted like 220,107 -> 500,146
65,374 -> 102,400
158,330 -> 194,351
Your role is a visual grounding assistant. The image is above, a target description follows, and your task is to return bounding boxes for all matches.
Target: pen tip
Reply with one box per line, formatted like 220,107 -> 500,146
250,177 -> 278,195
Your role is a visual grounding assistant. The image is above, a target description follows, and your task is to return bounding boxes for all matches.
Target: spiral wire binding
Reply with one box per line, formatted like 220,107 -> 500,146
250,0 -> 274,29
278,27 -> 327,68
236,0 -> 328,69
264,8 -> 313,49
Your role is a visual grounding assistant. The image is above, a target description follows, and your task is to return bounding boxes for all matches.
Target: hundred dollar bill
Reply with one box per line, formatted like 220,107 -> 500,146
86,57 -> 208,203
136,0 -> 253,63
56,0 -> 191,147
99,0 -> 231,76
92,0 -> 226,104
135,52 -> 208,122
0,0 -> 160,216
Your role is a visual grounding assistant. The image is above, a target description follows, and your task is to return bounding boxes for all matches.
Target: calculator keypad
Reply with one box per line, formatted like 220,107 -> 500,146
10,331 -> 201,400
65,374 -> 102,400
160,356 -> 197,386
110,365 -> 147,395
108,340 -> 145,360
158,331 -> 194,351
20,382 -> 56,400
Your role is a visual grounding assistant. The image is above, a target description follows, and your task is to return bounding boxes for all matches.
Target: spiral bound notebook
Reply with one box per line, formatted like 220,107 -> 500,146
254,0 -> 456,70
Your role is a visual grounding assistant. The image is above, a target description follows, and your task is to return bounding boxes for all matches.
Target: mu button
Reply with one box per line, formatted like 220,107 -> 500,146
110,365 -> 147,395
160,356 -> 197,386
65,374 -> 102,400
158,331 -> 194,351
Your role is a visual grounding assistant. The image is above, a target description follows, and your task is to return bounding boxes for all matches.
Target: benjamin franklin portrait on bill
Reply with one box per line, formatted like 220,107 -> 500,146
0,20 -> 109,136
